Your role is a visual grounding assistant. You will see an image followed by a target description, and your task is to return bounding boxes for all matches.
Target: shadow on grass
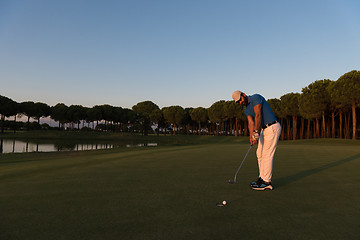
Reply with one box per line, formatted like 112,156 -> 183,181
275,153 -> 360,188
223,153 -> 360,207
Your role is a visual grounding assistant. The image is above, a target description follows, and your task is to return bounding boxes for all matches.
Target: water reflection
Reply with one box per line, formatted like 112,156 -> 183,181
0,139 -> 158,154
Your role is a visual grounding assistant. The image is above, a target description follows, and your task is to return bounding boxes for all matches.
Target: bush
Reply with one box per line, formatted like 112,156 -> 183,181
41,123 -> 50,130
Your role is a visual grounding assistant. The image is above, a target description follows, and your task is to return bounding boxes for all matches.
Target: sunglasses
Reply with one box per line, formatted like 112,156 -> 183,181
235,96 -> 242,104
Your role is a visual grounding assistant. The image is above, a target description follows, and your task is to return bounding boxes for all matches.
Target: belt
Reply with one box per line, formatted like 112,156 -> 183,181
263,121 -> 278,129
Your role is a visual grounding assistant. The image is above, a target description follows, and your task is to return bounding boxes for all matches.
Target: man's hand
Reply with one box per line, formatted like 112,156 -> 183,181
250,131 -> 259,146
252,132 -> 259,140
250,137 -> 258,146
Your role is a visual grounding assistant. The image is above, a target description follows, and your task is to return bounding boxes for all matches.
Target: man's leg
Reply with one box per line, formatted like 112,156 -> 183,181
256,130 -> 264,179
258,123 -> 281,183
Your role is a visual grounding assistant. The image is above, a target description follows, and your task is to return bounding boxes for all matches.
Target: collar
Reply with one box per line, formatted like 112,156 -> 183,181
246,95 -> 251,107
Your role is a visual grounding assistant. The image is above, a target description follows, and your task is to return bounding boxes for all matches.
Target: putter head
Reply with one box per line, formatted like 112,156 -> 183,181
228,180 -> 236,184
216,203 -> 225,207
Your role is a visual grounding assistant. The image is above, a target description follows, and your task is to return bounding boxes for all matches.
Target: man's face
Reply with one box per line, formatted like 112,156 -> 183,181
236,94 -> 248,106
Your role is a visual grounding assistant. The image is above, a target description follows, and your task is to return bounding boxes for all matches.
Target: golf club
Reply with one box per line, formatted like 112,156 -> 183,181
228,145 -> 252,184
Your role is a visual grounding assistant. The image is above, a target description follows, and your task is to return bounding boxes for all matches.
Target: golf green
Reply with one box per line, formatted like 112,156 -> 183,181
0,139 -> 359,240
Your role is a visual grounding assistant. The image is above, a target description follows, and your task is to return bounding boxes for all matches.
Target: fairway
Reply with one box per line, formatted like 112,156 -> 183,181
0,139 -> 359,240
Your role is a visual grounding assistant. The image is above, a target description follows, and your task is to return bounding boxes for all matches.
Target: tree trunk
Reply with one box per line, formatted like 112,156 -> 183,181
239,120 -> 243,136
345,113 -> 351,139
326,118 -> 331,138
280,118 -> 285,140
292,116 -> 297,140
198,121 -> 201,136
287,118 -> 291,140
14,115 -> 17,133
313,120 -> 316,138
244,121 -> 248,136
224,121 -> 227,136
316,118 -> 320,138
235,118 -> 238,136
331,112 -> 335,138
339,111 -> 343,139
0,115 -> 4,134
352,101 -> 357,140
322,111 -> 326,138
300,117 -> 304,139
27,116 -> 30,131
307,119 -> 311,139
347,112 -> 351,139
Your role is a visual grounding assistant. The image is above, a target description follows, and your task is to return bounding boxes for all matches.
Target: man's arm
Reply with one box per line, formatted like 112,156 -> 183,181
249,104 -> 262,145
247,115 -> 255,134
247,115 -> 257,145
253,104 -> 262,132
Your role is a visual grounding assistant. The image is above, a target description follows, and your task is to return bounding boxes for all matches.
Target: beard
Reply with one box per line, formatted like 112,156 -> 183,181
241,95 -> 248,106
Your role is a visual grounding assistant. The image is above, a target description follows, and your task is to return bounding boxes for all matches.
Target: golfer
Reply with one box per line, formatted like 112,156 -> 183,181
232,90 -> 281,190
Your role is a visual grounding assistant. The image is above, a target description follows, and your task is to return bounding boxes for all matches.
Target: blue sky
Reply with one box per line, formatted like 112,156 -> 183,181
1,0 -> 359,109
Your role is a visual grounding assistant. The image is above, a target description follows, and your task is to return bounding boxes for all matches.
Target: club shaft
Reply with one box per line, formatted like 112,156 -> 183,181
233,145 -> 252,182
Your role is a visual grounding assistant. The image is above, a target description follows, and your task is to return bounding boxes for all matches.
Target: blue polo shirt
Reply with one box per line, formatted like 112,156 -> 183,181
244,94 -> 277,128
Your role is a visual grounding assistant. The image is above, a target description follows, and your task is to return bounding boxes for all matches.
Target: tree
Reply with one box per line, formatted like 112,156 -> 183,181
223,101 -> 237,136
132,101 -> 160,135
183,108 -> 194,135
98,105 -> 116,131
233,102 -> 246,136
87,106 -> 103,129
335,70 -> 360,140
268,98 -> 286,139
149,108 -> 163,136
33,102 -> 51,125
189,107 -> 208,135
0,95 -> 18,133
67,105 -> 87,129
280,93 -> 300,140
299,80 -> 331,138
122,108 -> 137,132
162,106 -> 185,135
327,81 -> 342,138
112,107 -> 124,132
208,101 -> 226,135
51,103 -> 69,129
20,101 -> 37,129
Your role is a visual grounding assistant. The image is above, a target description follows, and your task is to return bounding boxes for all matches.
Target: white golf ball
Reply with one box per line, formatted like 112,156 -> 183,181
222,200 -> 227,205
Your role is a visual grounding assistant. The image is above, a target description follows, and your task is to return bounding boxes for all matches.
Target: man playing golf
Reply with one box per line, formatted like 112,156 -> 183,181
232,90 -> 281,190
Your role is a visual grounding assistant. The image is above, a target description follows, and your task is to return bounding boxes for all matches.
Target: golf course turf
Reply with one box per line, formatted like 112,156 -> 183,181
0,137 -> 359,240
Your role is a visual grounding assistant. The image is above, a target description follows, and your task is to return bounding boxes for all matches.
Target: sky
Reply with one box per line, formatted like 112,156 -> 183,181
1,0 -> 359,109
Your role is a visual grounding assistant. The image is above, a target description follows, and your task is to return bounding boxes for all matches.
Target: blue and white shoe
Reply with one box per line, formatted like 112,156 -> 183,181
250,177 -> 262,187
252,181 -> 273,190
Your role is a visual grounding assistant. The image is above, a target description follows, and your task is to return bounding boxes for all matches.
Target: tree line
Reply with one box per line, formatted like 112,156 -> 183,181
1,70 -> 359,140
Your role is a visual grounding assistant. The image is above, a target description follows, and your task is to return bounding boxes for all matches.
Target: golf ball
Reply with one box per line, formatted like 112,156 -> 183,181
222,201 -> 227,205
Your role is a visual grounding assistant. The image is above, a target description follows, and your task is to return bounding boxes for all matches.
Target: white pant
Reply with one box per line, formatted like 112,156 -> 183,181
256,122 -> 281,183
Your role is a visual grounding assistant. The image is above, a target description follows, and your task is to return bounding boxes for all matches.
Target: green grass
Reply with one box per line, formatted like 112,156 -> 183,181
1,130 -> 247,146
0,139 -> 359,240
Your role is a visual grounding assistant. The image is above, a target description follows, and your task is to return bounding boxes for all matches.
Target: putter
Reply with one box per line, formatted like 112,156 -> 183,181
228,145 -> 252,184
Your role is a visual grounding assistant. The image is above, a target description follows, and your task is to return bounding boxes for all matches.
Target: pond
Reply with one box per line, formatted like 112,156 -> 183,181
0,139 -> 158,154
